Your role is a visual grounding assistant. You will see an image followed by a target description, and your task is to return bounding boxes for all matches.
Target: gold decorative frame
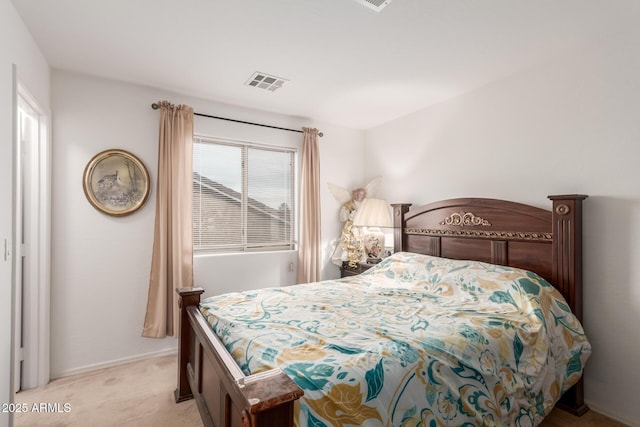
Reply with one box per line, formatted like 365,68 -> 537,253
83,149 -> 150,216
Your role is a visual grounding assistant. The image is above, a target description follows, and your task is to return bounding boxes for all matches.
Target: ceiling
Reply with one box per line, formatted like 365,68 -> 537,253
11,0 -> 640,129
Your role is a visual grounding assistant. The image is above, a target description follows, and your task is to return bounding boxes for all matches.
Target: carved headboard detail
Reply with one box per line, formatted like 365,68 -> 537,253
439,211 -> 492,227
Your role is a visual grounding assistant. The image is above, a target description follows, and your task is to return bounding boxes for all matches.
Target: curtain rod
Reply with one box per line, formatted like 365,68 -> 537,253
151,103 -> 323,137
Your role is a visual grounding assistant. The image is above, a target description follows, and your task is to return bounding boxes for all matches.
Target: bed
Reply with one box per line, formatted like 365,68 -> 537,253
175,194 -> 590,427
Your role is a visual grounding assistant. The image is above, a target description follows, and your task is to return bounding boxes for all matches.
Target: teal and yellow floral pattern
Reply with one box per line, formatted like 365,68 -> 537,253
200,252 -> 590,426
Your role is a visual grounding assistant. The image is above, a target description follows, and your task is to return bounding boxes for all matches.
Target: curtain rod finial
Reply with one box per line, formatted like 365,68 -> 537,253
151,103 -> 160,110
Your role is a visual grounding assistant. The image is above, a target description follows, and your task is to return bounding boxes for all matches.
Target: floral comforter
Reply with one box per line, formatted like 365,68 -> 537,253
199,252 -> 590,426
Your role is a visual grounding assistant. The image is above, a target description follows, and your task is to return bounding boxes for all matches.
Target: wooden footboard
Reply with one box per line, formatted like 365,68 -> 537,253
175,287 -> 303,427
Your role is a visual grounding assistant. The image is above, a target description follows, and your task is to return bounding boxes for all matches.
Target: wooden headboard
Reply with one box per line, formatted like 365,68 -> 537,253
392,194 -> 588,414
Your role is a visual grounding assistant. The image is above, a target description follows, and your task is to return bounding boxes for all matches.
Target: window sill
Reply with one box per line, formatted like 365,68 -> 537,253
194,249 -> 298,259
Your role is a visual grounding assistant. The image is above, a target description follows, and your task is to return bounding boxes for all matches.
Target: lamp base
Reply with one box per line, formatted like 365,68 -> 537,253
362,227 -> 385,262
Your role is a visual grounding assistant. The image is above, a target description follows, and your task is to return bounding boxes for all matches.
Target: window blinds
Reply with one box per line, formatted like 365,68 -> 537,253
193,137 -> 296,252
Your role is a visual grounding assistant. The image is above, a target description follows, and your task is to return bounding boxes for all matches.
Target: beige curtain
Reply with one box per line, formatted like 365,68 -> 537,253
297,127 -> 321,284
142,101 -> 194,338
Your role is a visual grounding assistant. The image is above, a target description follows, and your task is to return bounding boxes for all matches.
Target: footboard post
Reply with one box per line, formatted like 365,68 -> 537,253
175,287 -> 204,403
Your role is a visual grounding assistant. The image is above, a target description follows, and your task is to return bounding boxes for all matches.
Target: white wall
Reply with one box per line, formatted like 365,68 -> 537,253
50,70 -> 364,377
0,0 -> 50,425
364,31 -> 640,426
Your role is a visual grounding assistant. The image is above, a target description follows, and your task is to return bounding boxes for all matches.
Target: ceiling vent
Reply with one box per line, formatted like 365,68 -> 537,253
353,0 -> 393,12
245,72 -> 288,92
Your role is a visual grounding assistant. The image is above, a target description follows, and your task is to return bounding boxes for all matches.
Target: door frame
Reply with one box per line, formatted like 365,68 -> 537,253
13,82 -> 51,391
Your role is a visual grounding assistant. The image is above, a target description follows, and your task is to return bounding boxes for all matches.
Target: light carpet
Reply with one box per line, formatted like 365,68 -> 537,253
14,354 -> 201,427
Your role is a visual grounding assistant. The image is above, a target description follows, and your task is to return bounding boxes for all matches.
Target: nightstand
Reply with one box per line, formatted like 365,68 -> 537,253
340,261 -> 377,278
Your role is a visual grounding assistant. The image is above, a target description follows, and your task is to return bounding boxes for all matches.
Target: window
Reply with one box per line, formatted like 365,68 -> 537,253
193,136 -> 296,253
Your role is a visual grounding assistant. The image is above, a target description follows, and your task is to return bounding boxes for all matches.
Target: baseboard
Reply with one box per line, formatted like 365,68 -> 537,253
53,348 -> 178,380
585,401 -> 640,427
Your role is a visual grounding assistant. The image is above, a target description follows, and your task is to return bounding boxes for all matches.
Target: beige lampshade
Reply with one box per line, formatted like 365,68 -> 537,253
352,198 -> 392,227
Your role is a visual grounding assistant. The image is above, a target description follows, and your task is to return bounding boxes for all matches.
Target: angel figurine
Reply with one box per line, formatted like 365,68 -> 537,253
328,177 -> 382,267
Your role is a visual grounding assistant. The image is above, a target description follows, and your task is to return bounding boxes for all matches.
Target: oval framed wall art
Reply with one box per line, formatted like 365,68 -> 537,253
83,149 -> 150,216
